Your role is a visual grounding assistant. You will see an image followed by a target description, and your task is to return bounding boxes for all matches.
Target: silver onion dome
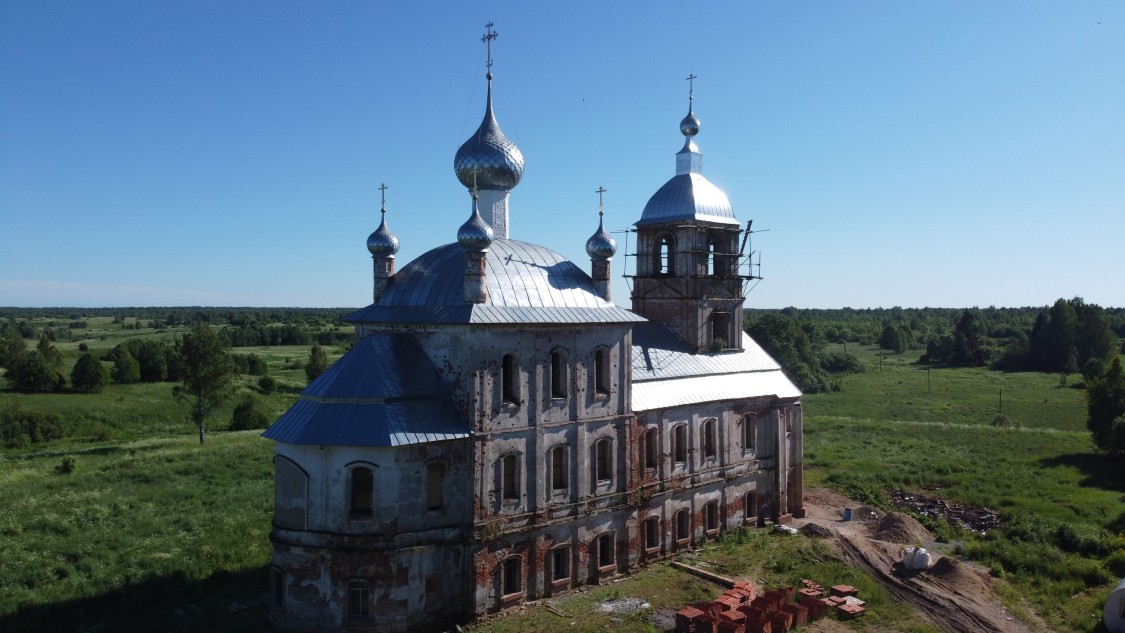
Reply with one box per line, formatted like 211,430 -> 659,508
454,82 -> 525,191
586,217 -> 616,260
457,196 -> 494,251
680,107 -> 700,138
367,212 -> 400,257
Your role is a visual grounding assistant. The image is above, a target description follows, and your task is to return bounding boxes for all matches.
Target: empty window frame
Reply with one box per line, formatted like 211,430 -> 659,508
550,349 -> 567,398
643,427 -> 657,470
271,567 -> 285,607
710,312 -> 730,349
349,466 -> 374,517
707,239 -> 718,276
701,418 -> 716,459
744,492 -> 757,523
501,353 -> 519,404
675,509 -> 691,541
426,462 -> 445,510
550,445 -> 568,492
551,546 -> 570,582
501,454 -> 520,501
593,347 -> 611,395
672,424 -> 687,464
595,438 -> 612,482
644,517 -> 660,550
742,414 -> 756,452
502,557 -> 522,596
655,234 -> 674,276
597,533 -> 615,567
705,501 -> 720,532
348,580 -> 371,619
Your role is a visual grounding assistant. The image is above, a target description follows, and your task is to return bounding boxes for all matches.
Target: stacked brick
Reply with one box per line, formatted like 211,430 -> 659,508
675,578 -> 863,633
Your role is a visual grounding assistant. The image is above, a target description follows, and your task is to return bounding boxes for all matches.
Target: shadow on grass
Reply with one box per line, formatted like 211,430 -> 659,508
0,565 -> 274,633
1037,452 -> 1125,493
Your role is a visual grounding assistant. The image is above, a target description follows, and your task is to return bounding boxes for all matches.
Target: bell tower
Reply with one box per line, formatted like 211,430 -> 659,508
631,77 -> 745,353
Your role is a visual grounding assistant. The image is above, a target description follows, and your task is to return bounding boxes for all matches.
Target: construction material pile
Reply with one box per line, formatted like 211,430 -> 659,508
674,578 -> 864,632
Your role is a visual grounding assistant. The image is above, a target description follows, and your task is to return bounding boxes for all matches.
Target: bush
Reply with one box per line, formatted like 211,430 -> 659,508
821,351 -> 865,374
0,408 -> 64,447
55,455 -> 77,474
230,396 -> 272,431
257,375 -> 277,395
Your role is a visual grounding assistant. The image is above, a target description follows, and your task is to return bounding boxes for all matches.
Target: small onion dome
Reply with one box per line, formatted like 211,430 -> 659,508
680,106 -> 701,138
366,213 -> 400,256
585,217 -> 616,260
454,84 -> 525,191
457,197 -> 494,251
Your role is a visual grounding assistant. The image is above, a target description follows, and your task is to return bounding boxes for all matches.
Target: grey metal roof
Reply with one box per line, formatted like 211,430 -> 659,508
346,239 -> 645,325
635,173 -> 740,227
262,333 -> 468,447
630,322 -> 801,411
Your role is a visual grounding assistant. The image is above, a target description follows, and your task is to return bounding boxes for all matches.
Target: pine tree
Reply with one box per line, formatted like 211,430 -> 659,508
71,352 -> 110,393
1086,358 -> 1125,457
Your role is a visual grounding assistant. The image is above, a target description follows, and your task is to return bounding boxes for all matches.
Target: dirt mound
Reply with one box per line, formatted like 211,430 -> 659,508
928,556 -> 975,583
874,512 -> 932,544
800,523 -> 832,539
851,505 -> 885,522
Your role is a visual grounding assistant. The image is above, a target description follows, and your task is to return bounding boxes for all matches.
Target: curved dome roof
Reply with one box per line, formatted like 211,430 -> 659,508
636,173 -> 740,227
366,214 -> 400,256
347,239 -> 642,325
454,86 -> 525,191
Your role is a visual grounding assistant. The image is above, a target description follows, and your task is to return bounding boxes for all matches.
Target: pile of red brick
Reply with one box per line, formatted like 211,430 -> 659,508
674,579 -> 864,633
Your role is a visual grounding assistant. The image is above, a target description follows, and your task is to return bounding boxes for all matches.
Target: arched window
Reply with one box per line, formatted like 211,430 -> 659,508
349,466 -> 374,518
643,428 -> 657,470
675,509 -> 691,542
550,349 -> 567,398
672,424 -> 687,464
501,556 -> 523,596
595,437 -> 612,483
501,454 -> 520,500
426,461 -> 445,510
701,418 -> 716,459
655,234 -> 675,276
348,580 -> 371,619
593,347 -> 611,395
550,445 -> 568,492
502,353 -> 519,404
705,501 -> 720,532
597,533 -> 615,568
644,517 -> 660,550
274,456 -> 308,529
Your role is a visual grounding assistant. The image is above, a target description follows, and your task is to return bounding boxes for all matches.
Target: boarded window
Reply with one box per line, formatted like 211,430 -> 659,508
643,428 -> 657,469
550,350 -> 566,398
673,425 -> 687,464
502,557 -> 522,596
502,454 -> 519,500
426,462 -> 445,510
551,546 -> 569,581
644,517 -> 660,549
551,446 -> 567,492
350,467 -> 374,517
598,533 -> 614,567
348,580 -> 370,619
595,438 -> 612,482
702,418 -> 716,459
502,353 -> 519,403
594,348 -> 610,395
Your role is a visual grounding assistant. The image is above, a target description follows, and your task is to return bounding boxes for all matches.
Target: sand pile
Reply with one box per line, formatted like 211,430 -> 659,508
928,556 -> 974,584
851,505 -> 885,522
800,523 -> 832,539
874,512 -> 933,544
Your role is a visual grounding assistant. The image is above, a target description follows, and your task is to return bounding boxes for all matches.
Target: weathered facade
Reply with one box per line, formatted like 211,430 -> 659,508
263,33 -> 803,633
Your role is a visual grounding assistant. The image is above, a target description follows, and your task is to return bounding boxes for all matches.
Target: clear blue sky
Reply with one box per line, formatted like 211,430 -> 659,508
2,1 -> 1122,309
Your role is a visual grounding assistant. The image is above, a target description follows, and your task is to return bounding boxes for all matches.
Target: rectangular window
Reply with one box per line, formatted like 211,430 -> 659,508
502,454 -> 518,500
594,348 -> 611,394
743,415 -> 756,452
348,581 -> 370,619
350,467 -> 374,517
426,462 -> 444,510
502,558 -> 522,596
710,312 -> 730,349
550,350 -> 566,398
673,425 -> 687,463
551,446 -> 567,491
675,510 -> 690,541
745,492 -> 757,523
705,501 -> 719,532
271,568 -> 284,607
502,353 -> 519,403
595,438 -> 611,482
644,517 -> 659,550
643,428 -> 657,470
551,547 -> 569,582
598,533 -> 614,567
702,419 -> 716,459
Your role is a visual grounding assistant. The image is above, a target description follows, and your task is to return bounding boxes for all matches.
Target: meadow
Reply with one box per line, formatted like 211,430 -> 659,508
0,318 -> 1121,632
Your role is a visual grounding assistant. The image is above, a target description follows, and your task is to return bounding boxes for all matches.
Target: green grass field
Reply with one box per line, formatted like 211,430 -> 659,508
1,327 -> 1120,632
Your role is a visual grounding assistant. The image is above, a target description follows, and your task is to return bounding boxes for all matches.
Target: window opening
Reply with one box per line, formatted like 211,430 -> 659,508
673,424 -> 687,464
702,419 -> 716,459
426,462 -> 445,510
551,547 -> 570,581
350,467 -> 374,517
656,235 -> 674,275
743,415 -> 756,452
707,239 -> 718,276
502,454 -> 519,500
595,438 -> 612,482
551,446 -> 568,492
745,492 -> 757,522
348,580 -> 371,619
502,557 -> 522,596
643,428 -> 657,469
598,533 -> 615,567
705,501 -> 719,531
594,348 -> 610,395
644,517 -> 660,549
502,353 -> 519,403
675,510 -> 690,541
271,568 -> 284,607
550,350 -> 566,398
710,312 -> 730,350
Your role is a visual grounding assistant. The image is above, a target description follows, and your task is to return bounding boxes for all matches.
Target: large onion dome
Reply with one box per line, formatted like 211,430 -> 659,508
586,216 -> 616,260
454,81 -> 525,192
457,195 -> 494,251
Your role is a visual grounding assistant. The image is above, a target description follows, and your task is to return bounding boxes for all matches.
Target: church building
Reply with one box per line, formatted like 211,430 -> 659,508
263,26 -> 804,633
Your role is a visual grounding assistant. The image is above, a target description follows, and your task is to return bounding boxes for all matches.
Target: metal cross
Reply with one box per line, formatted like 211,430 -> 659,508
470,168 -> 480,199
686,73 -> 697,101
482,22 -> 498,71
378,182 -> 388,215
595,186 -> 607,217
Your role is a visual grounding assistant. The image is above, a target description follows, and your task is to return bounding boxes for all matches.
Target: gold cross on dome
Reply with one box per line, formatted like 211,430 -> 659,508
595,186 -> 607,217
